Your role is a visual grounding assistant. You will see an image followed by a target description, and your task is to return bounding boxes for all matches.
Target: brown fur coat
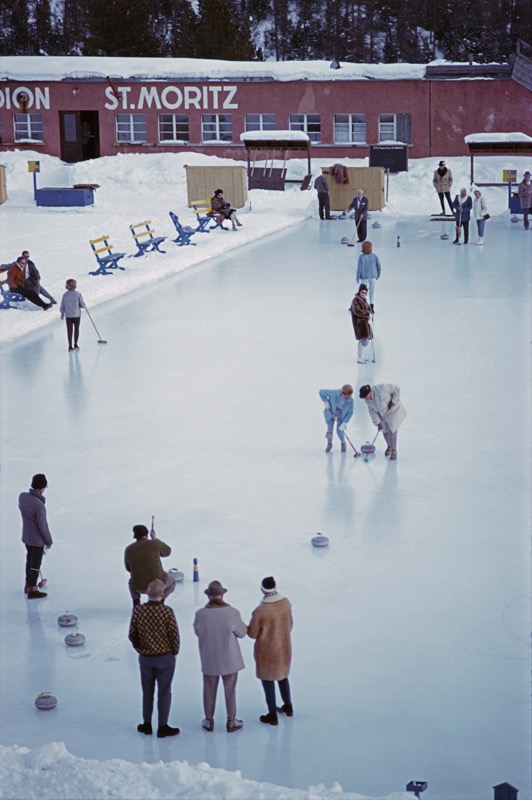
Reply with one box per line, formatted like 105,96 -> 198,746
350,294 -> 373,341
247,595 -> 293,681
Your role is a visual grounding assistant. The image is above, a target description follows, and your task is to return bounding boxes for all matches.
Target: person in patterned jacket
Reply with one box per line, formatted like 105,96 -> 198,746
129,579 -> 181,738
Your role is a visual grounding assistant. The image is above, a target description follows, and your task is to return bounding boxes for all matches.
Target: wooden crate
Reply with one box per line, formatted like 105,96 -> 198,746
328,167 -> 385,212
185,166 -> 247,209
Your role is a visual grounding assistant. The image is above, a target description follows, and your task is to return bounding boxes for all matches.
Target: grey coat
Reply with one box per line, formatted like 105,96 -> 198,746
314,174 -> 329,193
19,489 -> 53,547
60,290 -> 86,318
194,604 -> 247,676
24,259 -> 41,289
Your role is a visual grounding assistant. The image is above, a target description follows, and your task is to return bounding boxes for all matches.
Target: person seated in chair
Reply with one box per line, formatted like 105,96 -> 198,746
6,257 -> 52,310
210,189 -> 243,231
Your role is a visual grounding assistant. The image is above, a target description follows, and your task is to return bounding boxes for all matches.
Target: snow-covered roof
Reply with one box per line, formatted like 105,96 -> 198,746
240,131 -> 310,143
465,132 -> 532,143
0,56 -> 428,82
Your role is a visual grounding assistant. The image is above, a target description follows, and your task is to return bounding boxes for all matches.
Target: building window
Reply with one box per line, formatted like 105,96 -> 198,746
116,114 -> 147,143
158,114 -> 190,143
378,113 -> 412,144
245,114 -> 277,132
289,114 -> 321,143
14,113 -> 44,142
334,114 -> 366,144
201,114 -> 233,143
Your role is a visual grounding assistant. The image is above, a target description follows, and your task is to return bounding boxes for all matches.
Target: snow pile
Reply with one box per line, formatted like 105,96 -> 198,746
0,742 -> 411,800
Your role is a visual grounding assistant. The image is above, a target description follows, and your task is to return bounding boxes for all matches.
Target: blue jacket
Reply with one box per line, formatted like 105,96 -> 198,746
356,253 -> 381,282
319,389 -> 354,424
452,194 -> 472,222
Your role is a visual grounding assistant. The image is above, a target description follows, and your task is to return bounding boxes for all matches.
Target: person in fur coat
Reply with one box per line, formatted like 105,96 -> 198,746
350,284 -> 373,364
247,576 -> 293,726
432,160 -> 454,214
359,383 -> 406,461
472,189 -> 489,245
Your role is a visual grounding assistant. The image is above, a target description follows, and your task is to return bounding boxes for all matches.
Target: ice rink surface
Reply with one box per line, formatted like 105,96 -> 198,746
1,216 -> 530,800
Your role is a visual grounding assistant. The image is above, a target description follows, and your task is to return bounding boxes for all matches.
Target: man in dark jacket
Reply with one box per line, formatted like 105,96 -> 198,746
21,250 -> 56,304
129,578 -> 181,738
346,189 -> 369,242
452,188 -> 473,244
19,473 -> 53,598
314,169 -> 331,220
124,524 -> 176,607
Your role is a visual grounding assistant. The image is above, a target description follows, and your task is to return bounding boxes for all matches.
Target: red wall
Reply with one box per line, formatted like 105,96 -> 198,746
0,77 -> 529,161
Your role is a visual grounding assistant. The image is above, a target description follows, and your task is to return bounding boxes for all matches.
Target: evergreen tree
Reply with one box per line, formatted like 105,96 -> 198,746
195,0 -> 256,59
83,0 -> 162,57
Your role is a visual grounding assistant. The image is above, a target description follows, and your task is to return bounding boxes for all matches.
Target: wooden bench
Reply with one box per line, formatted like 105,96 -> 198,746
89,236 -> 127,276
168,212 -> 197,246
129,220 -> 167,257
192,199 -> 229,231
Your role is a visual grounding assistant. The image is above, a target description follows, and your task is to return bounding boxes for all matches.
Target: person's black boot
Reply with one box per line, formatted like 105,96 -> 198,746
137,723 -> 152,735
259,712 -> 278,726
157,724 -> 180,738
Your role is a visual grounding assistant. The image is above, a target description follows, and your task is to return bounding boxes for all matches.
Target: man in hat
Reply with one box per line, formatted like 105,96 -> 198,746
129,578 -> 181,738
248,576 -> 293,726
124,524 -> 176,607
432,160 -> 454,214
19,473 -> 53,598
193,580 -> 247,732
314,168 -> 332,220
517,170 -> 531,230
359,383 -> 406,460
319,385 -> 354,453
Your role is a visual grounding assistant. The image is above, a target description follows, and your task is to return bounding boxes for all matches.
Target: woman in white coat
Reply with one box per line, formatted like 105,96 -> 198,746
472,189 -> 489,245
359,383 -> 406,460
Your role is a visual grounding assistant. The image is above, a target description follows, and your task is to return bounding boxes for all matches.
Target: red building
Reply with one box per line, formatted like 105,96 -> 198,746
0,49 -> 530,164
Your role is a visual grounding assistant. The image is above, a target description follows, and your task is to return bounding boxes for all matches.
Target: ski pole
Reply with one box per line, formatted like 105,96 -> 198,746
85,307 -> 107,344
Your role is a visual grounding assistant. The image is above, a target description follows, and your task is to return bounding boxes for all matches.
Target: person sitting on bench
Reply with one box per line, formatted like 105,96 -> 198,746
21,250 -> 57,304
211,189 -> 243,231
6,257 -> 53,310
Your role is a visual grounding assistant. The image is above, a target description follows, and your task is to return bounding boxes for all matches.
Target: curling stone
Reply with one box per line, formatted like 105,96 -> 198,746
372,221 -> 381,229
65,632 -> 85,647
57,612 -> 78,627
340,236 -> 349,244
440,232 -> 449,240
169,568 -> 185,583
311,532 -> 330,547
35,692 -> 58,710
511,215 -> 518,223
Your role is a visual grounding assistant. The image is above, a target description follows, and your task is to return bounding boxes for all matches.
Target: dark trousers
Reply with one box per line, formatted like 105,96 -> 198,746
261,677 -> 291,714
438,191 -> 454,213
317,192 -> 331,220
523,208 -> 530,229
355,217 -> 367,242
66,317 -> 80,348
12,286 -> 48,308
25,545 -> 44,587
456,221 -> 470,243
139,652 -> 175,727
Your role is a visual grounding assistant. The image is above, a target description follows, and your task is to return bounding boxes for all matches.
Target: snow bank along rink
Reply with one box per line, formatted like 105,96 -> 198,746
0,150 -> 531,800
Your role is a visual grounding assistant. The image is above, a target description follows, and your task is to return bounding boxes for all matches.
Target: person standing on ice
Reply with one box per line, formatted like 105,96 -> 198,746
247,576 -> 293,727
314,168 -> 332,220
452,188 -> 473,244
60,279 -> 86,351
210,189 -> 243,231
193,580 -> 247,733
432,160 -> 454,215
345,188 -> 369,242
356,240 -> 381,312
124,524 -> 176,607
359,384 -> 406,461
350,284 -> 373,364
319,385 -> 354,453
129,578 -> 181,738
517,170 -> 531,230
472,190 -> 489,245
19,473 -> 52,599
